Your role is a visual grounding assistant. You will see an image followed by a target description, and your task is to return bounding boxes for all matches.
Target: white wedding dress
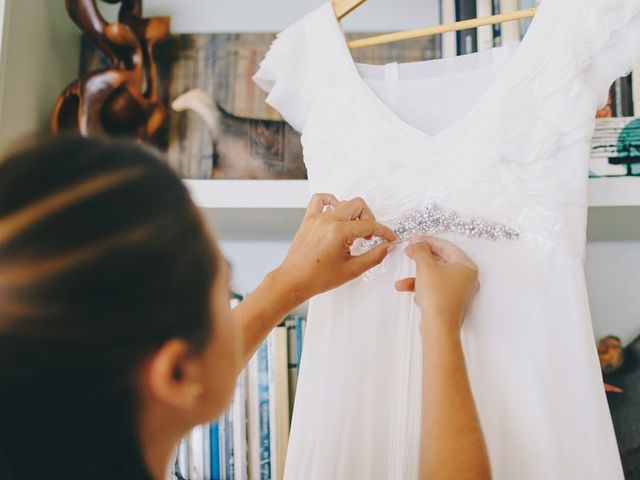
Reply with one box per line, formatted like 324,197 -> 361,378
254,1 -> 640,478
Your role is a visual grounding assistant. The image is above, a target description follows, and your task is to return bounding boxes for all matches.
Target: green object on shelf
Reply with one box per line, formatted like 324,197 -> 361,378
610,118 -> 640,176
616,118 -> 640,157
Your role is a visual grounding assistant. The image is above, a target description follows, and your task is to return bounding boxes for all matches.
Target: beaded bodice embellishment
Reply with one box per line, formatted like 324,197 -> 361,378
359,203 -> 520,251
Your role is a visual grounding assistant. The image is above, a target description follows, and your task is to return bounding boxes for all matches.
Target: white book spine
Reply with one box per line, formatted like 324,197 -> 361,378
218,415 -> 227,480
189,425 -> 205,480
440,0 -> 457,58
499,0 -> 521,45
267,332 -> 279,480
246,352 -> 261,480
233,370 -> 248,480
177,437 -> 189,479
274,327 -> 290,480
203,424 -> 211,480
476,0 -> 493,51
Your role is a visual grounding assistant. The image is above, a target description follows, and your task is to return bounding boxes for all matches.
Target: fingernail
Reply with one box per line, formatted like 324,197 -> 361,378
321,204 -> 335,213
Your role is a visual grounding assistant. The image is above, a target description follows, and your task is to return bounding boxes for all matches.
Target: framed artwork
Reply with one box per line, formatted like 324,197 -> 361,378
80,33 -> 440,179
590,117 -> 640,177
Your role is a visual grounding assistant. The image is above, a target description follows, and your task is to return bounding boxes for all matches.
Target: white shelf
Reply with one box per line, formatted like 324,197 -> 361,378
587,177 -> 640,240
185,180 -> 310,209
186,178 -> 640,241
588,177 -> 640,207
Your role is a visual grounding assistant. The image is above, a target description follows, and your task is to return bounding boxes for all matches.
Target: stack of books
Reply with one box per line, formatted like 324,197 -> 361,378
440,0 -> 536,57
591,70 -> 640,177
173,314 -> 307,480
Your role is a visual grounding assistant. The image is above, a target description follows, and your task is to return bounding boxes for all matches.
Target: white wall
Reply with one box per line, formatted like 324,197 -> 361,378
140,0 -> 440,33
0,0 -> 80,151
587,242 -> 640,343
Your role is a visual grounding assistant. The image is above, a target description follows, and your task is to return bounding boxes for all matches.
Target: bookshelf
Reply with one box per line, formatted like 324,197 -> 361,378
186,180 -> 308,241
187,177 -> 640,241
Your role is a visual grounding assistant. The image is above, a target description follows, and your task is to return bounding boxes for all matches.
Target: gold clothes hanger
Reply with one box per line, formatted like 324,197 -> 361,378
332,0 -> 536,49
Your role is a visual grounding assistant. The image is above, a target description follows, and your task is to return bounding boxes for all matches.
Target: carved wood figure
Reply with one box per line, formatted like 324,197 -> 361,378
51,0 -> 169,140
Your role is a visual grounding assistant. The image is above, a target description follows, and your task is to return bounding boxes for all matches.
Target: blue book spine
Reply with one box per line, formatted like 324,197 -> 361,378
492,0 -> 502,46
257,341 -> 271,480
210,422 -> 220,480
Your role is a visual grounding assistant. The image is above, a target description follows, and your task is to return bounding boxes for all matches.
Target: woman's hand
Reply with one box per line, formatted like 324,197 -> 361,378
395,236 -> 490,480
235,194 -> 395,365
395,236 -> 479,334
274,194 -> 397,302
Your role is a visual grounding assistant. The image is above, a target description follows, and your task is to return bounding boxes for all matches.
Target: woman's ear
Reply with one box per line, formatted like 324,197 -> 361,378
141,339 -> 206,410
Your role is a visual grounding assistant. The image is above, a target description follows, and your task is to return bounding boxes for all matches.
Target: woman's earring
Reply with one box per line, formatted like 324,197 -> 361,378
191,383 -> 204,397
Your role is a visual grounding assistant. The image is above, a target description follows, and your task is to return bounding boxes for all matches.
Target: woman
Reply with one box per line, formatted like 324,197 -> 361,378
0,136 -> 488,479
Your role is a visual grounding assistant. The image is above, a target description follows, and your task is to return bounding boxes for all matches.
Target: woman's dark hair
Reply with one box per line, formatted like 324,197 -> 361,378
0,136 -> 217,479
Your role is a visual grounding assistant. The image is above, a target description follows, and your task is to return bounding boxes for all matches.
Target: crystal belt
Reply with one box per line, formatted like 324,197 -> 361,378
358,203 -> 520,250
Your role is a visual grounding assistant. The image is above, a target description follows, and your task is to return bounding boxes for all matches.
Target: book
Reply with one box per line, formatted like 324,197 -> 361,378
210,422 -> 221,480
611,75 -> 634,118
188,425 -> 206,480
456,0 -> 478,55
476,0 -> 493,51
500,0 -> 520,45
440,0 -> 457,58
218,416 -> 227,480
492,0 -> 502,47
257,340 -> 271,480
268,327 -> 290,480
246,350 -> 262,480
218,409 -> 234,480
177,436 -> 189,479
233,370 -> 248,480
295,316 -> 307,369
183,311 -> 308,480
203,423 -> 211,480
274,327 -> 291,477
225,404 -> 235,478
285,317 -> 299,418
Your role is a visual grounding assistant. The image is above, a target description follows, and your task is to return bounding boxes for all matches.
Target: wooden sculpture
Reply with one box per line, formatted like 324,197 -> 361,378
51,0 -> 170,140
599,335 -> 625,374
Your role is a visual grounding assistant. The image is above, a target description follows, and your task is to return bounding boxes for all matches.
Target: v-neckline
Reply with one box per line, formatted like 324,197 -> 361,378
318,1 -> 533,143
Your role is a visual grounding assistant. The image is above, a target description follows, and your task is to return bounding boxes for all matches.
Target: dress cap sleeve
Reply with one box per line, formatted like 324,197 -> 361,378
579,0 -> 640,109
253,18 -> 317,133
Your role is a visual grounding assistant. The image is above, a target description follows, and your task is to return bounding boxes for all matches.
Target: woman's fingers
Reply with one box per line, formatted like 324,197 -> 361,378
331,197 -> 376,222
394,277 -> 416,292
410,236 -> 477,270
304,193 -> 341,218
310,195 -> 397,243
342,219 -> 397,244
405,239 -> 437,267
348,242 -> 390,275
